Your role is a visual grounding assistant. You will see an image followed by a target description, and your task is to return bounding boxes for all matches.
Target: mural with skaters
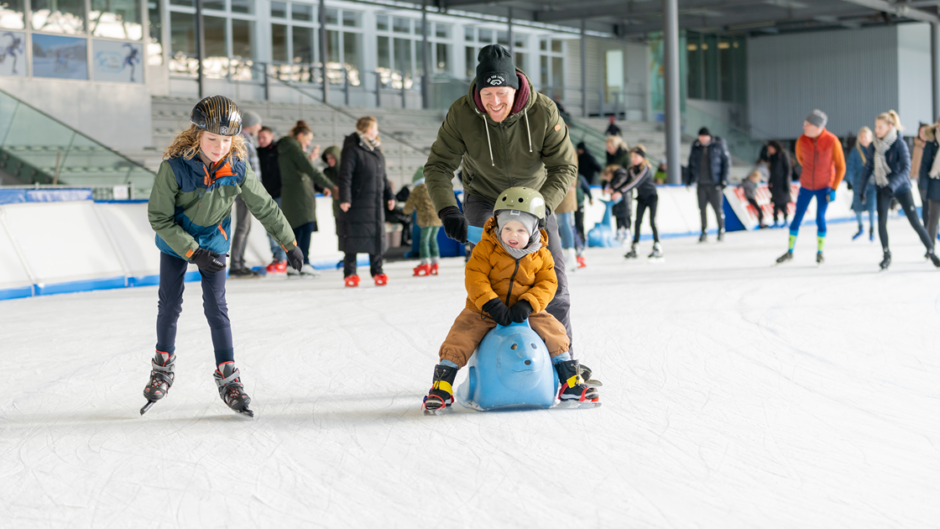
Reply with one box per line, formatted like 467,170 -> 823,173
93,40 -> 142,83
32,34 -> 87,80
0,31 -> 25,77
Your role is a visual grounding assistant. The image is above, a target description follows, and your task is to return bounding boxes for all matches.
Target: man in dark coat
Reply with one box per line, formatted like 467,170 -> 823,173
576,141 -> 602,186
337,118 -> 395,285
686,127 -> 731,242
256,126 -> 287,271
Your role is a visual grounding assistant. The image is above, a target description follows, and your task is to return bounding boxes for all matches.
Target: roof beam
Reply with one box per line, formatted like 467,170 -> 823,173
612,5 -> 874,36
535,0 -> 788,23
840,0 -> 940,22
441,0 -> 515,8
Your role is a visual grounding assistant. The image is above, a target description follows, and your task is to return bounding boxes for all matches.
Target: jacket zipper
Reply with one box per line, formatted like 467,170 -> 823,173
500,123 -> 514,188
504,259 -> 521,305
218,224 -> 228,240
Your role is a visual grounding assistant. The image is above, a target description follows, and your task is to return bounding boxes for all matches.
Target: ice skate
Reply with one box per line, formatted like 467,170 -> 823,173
423,364 -> 457,415
717,229 -> 725,242
929,252 -> 940,268
852,227 -> 864,241
266,260 -> 287,274
698,230 -> 707,243
374,274 -> 388,286
564,248 -> 577,271
648,242 -> 664,260
344,275 -> 360,287
429,262 -> 439,275
879,250 -> 892,271
413,263 -> 430,276
816,251 -> 825,265
576,255 -> 587,268
213,362 -> 253,417
776,251 -> 793,264
229,267 -> 260,279
141,351 -> 175,415
624,242 -> 638,259
554,360 -> 600,408
578,364 -> 603,387
299,264 -> 320,277
870,227 -> 875,242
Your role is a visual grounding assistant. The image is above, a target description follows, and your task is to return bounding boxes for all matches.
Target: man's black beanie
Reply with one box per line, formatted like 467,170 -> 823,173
476,44 -> 519,90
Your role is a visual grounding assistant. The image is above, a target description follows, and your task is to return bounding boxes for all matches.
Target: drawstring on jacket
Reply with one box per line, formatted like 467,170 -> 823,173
479,107 -> 534,166
524,109 -> 533,153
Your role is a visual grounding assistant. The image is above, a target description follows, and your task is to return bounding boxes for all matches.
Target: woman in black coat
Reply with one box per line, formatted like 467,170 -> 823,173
337,116 -> 395,286
764,140 -> 792,227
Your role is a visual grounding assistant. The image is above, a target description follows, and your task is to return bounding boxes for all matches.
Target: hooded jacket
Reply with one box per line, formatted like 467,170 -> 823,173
425,70 -> 577,213
465,216 -> 557,315
277,136 -> 335,229
148,155 -> 296,260
403,183 -> 442,228
916,125 -> 940,201
576,141 -> 602,185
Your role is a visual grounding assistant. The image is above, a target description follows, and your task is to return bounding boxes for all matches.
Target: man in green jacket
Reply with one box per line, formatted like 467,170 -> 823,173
424,44 -> 587,366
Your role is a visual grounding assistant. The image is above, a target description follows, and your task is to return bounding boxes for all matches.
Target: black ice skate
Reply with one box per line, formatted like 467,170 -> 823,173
879,250 -> 892,271
423,364 -> 457,415
698,231 -> 707,243
816,251 -> 825,265
554,360 -> 600,409
214,362 -> 253,417
929,251 -> 940,268
717,229 -> 725,242
776,251 -> 793,264
624,242 -> 638,259
141,351 -> 175,415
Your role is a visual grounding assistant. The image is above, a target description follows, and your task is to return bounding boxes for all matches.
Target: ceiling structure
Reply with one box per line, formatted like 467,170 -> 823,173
432,0 -> 940,38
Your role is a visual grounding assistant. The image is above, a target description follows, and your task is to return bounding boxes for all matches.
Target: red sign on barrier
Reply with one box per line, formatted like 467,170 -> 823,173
726,183 -> 799,230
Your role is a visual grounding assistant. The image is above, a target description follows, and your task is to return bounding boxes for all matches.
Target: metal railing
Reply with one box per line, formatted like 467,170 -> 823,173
0,88 -> 156,197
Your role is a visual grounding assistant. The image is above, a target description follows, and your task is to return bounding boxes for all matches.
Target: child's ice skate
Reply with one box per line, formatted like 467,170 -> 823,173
648,242 -> 663,260
624,242 -> 638,259
423,364 -> 457,415
554,359 -> 600,408
140,351 -> 175,415
213,362 -> 253,417
413,263 -> 430,276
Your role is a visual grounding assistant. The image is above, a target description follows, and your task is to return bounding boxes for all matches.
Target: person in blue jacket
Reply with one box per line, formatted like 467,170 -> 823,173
846,126 -> 876,242
142,96 -> 304,416
861,111 -> 940,270
917,120 -> 940,245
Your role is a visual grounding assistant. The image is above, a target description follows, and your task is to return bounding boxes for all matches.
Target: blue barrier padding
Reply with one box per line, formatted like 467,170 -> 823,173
723,197 -> 745,232
25,189 -> 93,202
127,274 -> 160,288
0,285 -> 34,300
94,199 -> 149,204
34,276 -> 126,296
0,189 -> 27,205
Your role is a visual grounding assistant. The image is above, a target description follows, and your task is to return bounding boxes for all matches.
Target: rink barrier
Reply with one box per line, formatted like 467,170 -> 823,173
0,185 -> 864,301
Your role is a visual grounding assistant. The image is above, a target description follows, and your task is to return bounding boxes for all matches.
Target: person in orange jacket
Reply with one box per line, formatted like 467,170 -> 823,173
422,187 -> 599,413
776,109 -> 846,265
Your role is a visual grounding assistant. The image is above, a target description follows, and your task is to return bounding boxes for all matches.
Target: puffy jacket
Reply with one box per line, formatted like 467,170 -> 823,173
257,143 -> 281,198
795,129 -> 846,191
277,136 -> 335,229
576,142 -> 602,185
465,217 -> 557,315
425,70 -> 577,213
148,155 -> 296,260
863,134 -> 911,195
766,151 -> 792,206
403,183 -> 442,228
614,164 -> 657,200
337,132 -> 394,255
917,127 -> 940,201
846,145 -> 876,212
687,137 -> 731,187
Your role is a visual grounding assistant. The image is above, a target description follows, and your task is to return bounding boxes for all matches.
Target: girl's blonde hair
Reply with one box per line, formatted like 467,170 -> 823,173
356,116 -> 378,134
606,135 -> 628,152
631,144 -> 654,169
748,170 -> 762,180
164,125 -> 247,161
856,126 -> 873,164
876,110 -> 904,132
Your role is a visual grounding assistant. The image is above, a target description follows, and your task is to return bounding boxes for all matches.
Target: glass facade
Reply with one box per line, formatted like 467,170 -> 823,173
687,31 -> 747,104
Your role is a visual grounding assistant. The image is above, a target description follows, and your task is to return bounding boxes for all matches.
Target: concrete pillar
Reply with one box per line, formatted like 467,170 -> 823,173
663,0 -> 681,185
195,0 -> 204,99
508,8 -> 514,56
581,19 -> 587,118
422,0 -> 430,109
319,0 -> 329,104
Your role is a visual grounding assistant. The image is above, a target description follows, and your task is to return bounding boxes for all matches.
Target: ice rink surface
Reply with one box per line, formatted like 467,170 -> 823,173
2,219 -> 939,528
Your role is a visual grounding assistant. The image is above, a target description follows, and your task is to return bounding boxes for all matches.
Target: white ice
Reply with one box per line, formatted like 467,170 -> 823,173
2,220 -> 939,528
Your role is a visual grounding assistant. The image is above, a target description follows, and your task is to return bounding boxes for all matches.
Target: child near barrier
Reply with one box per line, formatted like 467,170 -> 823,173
741,170 -> 767,229
422,187 -> 599,412
142,96 -> 304,417
402,177 -> 442,276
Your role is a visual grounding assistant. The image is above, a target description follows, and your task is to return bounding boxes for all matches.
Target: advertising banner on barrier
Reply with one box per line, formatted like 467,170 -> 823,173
725,183 -> 798,231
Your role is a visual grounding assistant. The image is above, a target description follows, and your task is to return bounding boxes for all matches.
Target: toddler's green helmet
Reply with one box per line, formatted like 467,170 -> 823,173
494,187 -> 546,220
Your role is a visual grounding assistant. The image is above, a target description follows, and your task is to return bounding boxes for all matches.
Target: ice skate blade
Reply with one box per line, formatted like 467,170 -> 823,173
140,400 -> 156,415
423,405 -> 452,416
554,400 -> 602,410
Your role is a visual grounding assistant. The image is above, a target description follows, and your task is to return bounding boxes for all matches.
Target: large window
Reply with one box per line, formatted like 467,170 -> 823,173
377,14 -> 450,88
323,7 -> 362,85
168,0 -> 256,79
539,38 -> 565,100
686,31 -> 746,104
31,0 -> 86,34
0,0 -> 26,30
148,0 -> 163,65
90,0 -> 142,40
